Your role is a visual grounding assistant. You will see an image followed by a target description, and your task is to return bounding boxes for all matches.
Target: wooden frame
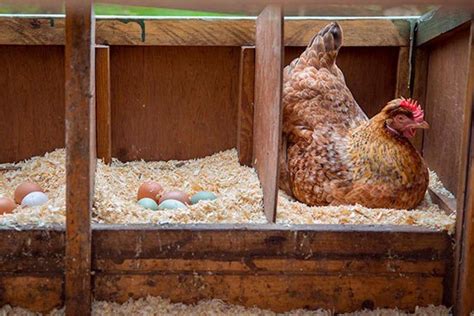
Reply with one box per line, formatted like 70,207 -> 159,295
0,5 -> 473,315
64,1 -> 95,314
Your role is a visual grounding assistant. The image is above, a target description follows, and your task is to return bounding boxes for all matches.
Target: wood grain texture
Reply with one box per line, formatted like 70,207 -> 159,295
0,45 -> 65,163
3,0 -> 474,15
91,224 -> 450,313
0,276 -> 64,313
93,274 -> 443,313
423,25 -> 472,197
412,46 -> 429,155
285,46 -> 398,119
455,21 -> 474,316
110,46 -> 239,161
95,45 -> 112,164
428,189 -> 457,215
253,5 -> 283,223
0,16 -> 410,47
237,47 -> 255,166
416,8 -> 473,46
64,1 -> 95,315
0,224 -> 452,312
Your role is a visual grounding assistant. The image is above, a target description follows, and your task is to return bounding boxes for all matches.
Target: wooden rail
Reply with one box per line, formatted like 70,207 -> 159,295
0,224 -> 452,313
253,5 -> 283,223
64,1 -> 95,315
0,16 -> 411,46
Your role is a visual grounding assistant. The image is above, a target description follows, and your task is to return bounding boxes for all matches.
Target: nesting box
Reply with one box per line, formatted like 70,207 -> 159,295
0,3 -> 473,315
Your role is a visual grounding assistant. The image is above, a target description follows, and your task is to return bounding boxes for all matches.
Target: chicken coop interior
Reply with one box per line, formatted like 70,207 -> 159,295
0,0 -> 473,315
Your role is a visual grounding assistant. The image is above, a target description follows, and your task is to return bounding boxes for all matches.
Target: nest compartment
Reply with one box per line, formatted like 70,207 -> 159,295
0,148 -> 455,233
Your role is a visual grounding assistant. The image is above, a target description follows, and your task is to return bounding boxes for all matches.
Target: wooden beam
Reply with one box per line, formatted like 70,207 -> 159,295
0,16 -> 410,47
456,21 -> 474,316
65,0 -> 95,315
253,5 -> 283,223
237,47 -> 255,166
95,45 -> 112,164
428,189 -> 457,215
416,8 -> 473,46
0,224 -> 452,313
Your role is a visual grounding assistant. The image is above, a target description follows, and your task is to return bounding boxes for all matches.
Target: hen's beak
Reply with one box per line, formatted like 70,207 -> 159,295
415,120 -> 429,129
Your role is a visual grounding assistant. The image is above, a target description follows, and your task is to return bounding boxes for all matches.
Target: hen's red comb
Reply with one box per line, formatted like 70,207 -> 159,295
400,98 -> 424,123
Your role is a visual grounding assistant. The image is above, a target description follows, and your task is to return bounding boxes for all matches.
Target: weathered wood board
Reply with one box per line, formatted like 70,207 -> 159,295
0,224 -> 452,313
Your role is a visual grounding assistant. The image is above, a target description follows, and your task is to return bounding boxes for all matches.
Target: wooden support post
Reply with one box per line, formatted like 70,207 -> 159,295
456,21 -> 474,316
237,47 -> 255,166
253,5 -> 283,223
65,1 -> 95,315
96,45 -> 112,164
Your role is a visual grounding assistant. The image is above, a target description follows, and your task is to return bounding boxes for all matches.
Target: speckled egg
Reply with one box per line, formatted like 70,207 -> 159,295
159,191 -> 190,205
0,197 -> 16,215
21,191 -> 48,207
190,191 -> 217,204
137,181 -> 163,202
137,198 -> 159,210
14,182 -> 43,204
158,199 -> 187,210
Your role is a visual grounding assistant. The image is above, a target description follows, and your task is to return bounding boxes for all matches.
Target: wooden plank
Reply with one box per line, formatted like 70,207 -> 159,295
92,224 -> 450,260
0,16 -> 410,47
456,21 -> 474,316
64,1 -> 95,315
0,275 -> 63,313
423,25 -> 472,197
95,45 -> 112,164
411,46 -> 429,155
110,46 -> 239,161
0,226 -> 64,273
253,5 -> 283,223
428,189 -> 457,215
0,224 -> 452,312
93,274 -> 444,313
237,47 -> 255,166
0,46 -> 65,163
416,8 -> 473,46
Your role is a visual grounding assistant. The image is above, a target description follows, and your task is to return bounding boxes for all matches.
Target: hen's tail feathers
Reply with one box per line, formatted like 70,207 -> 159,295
302,22 -> 343,69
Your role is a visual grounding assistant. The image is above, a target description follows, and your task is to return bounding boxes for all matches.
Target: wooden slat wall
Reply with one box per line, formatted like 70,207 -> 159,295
422,25 -> 472,197
109,46 -> 240,161
0,45 -> 65,163
0,224 -> 453,313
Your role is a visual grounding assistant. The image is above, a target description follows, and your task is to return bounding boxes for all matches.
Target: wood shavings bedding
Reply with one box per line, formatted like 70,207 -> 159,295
0,148 -> 455,233
0,296 -> 452,316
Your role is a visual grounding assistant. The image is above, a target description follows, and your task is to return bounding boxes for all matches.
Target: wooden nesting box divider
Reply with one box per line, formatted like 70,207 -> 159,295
0,3 -> 473,315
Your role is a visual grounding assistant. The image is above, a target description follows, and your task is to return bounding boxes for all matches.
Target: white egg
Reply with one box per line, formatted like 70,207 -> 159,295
21,191 -> 48,207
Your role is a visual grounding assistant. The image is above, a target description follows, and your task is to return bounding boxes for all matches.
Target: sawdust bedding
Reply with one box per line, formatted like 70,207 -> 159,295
0,148 -> 455,233
0,297 -> 453,316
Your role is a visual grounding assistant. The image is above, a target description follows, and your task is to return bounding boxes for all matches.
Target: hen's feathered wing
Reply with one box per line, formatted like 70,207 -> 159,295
279,22 -> 367,205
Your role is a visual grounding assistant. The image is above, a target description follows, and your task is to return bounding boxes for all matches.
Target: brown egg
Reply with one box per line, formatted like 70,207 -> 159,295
159,190 -> 191,205
0,197 -> 17,215
14,182 -> 43,204
137,181 -> 163,202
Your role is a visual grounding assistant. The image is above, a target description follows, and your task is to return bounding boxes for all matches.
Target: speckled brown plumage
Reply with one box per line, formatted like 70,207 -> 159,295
279,22 -> 428,210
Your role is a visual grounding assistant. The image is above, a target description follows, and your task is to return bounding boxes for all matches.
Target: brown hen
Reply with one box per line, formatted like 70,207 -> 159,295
279,22 -> 429,210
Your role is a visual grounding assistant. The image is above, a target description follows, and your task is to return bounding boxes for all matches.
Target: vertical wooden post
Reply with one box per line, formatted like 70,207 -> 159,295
237,46 -> 255,167
253,5 -> 283,223
65,1 -> 95,315
456,21 -> 474,316
96,45 -> 112,164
